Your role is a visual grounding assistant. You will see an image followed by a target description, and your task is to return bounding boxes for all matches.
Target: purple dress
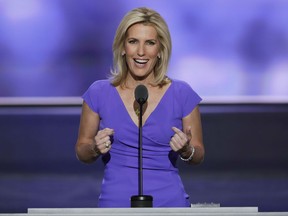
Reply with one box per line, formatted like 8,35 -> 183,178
82,79 -> 202,207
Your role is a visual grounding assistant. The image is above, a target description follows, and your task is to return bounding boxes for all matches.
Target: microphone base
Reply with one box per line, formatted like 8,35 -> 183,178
131,195 -> 153,207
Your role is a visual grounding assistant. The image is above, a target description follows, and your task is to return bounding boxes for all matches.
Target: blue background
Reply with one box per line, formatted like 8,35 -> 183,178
1,0 -> 288,98
0,0 -> 288,214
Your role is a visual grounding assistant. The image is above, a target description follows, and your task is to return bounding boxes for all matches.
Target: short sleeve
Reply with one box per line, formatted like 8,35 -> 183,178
82,80 -> 108,113
173,80 -> 202,117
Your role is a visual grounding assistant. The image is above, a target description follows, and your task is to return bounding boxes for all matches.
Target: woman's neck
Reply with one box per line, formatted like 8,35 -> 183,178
123,73 -> 156,89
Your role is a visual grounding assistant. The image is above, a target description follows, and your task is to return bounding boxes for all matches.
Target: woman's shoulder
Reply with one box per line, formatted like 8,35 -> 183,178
170,78 -> 201,99
83,79 -> 114,99
169,78 -> 202,111
88,79 -> 112,89
170,78 -> 193,91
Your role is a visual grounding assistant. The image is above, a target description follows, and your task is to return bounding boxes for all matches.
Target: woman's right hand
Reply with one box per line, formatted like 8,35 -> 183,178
93,128 -> 114,154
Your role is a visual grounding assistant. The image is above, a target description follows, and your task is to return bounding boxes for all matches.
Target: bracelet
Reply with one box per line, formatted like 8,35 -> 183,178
180,145 -> 195,162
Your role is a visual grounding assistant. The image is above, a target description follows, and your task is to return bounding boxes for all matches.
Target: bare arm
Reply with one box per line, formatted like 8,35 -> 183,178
170,106 -> 205,165
75,102 -> 114,163
182,105 -> 205,164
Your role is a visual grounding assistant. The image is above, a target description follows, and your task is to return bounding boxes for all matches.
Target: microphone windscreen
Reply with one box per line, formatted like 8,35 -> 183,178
134,85 -> 148,105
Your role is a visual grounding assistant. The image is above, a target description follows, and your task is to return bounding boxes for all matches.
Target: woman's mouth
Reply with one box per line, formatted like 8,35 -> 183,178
134,59 -> 149,64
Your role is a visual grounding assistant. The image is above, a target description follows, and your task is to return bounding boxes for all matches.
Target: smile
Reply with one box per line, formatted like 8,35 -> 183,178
134,59 -> 149,64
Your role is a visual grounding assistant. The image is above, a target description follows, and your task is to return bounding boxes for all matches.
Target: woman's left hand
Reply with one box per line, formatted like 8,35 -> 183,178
169,126 -> 191,152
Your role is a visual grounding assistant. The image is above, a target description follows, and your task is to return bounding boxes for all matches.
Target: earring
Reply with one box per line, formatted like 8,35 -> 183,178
157,54 -> 161,59
121,51 -> 125,56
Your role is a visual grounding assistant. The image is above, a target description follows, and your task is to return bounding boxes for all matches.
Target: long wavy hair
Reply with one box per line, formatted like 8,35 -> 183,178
110,7 -> 172,87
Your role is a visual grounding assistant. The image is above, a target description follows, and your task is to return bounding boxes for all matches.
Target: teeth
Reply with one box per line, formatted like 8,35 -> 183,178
134,59 -> 148,64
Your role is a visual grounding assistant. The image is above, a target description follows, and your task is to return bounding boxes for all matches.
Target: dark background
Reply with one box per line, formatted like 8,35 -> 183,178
0,103 -> 287,213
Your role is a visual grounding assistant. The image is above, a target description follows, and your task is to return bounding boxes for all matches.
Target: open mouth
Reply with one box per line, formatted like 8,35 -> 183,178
134,59 -> 149,64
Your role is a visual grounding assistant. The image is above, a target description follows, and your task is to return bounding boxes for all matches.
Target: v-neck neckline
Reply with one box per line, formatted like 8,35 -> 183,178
114,81 -> 173,128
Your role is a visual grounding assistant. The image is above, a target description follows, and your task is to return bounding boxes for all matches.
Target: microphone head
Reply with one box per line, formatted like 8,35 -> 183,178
135,84 -> 148,105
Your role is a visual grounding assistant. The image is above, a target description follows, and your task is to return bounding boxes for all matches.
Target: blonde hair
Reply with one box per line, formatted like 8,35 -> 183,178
110,7 -> 172,87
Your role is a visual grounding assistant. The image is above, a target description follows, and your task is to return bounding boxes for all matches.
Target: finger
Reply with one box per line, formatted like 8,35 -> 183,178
104,128 -> 114,135
104,144 -> 111,153
103,140 -> 111,147
171,133 -> 187,151
106,140 -> 112,147
101,136 -> 112,144
172,127 -> 187,141
97,128 -> 114,138
95,128 -> 114,144
172,126 -> 182,134
97,140 -> 111,154
93,128 -> 113,153
171,136 -> 182,149
169,140 -> 178,152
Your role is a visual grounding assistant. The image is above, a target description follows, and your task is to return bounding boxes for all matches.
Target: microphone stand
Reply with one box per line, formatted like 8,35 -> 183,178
131,101 -> 153,207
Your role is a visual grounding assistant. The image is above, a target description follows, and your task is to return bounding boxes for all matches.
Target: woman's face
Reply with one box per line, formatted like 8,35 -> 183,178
124,23 -> 160,80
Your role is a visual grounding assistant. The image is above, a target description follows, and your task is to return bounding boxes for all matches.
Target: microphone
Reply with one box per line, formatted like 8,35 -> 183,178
131,84 -> 153,208
135,84 -> 148,105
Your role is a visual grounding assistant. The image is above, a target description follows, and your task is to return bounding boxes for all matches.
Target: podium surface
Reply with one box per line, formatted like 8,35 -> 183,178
1,207 -> 288,216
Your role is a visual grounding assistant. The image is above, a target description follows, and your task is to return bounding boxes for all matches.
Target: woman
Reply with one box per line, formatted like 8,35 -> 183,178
75,7 -> 205,207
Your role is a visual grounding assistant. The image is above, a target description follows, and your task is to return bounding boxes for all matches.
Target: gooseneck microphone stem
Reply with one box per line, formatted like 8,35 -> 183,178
138,102 -> 143,196
131,84 -> 153,207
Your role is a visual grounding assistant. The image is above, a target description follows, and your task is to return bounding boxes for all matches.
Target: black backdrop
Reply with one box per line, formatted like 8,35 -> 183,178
0,103 -> 287,212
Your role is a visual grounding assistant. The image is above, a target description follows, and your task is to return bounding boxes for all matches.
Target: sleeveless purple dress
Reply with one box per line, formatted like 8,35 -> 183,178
82,79 -> 202,207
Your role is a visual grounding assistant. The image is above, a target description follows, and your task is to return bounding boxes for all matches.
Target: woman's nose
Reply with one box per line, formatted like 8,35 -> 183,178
137,44 -> 145,56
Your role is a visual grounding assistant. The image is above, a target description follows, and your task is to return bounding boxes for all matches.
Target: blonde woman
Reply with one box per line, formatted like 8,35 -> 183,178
76,7 -> 205,207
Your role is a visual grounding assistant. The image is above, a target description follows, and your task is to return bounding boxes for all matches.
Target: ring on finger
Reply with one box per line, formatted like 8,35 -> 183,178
105,142 -> 110,148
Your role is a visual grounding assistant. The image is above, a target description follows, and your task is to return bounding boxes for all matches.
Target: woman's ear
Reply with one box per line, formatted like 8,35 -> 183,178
121,51 -> 126,56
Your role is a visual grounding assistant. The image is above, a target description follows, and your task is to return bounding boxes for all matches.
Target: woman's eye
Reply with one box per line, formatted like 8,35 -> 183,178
147,41 -> 156,45
128,40 -> 137,44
